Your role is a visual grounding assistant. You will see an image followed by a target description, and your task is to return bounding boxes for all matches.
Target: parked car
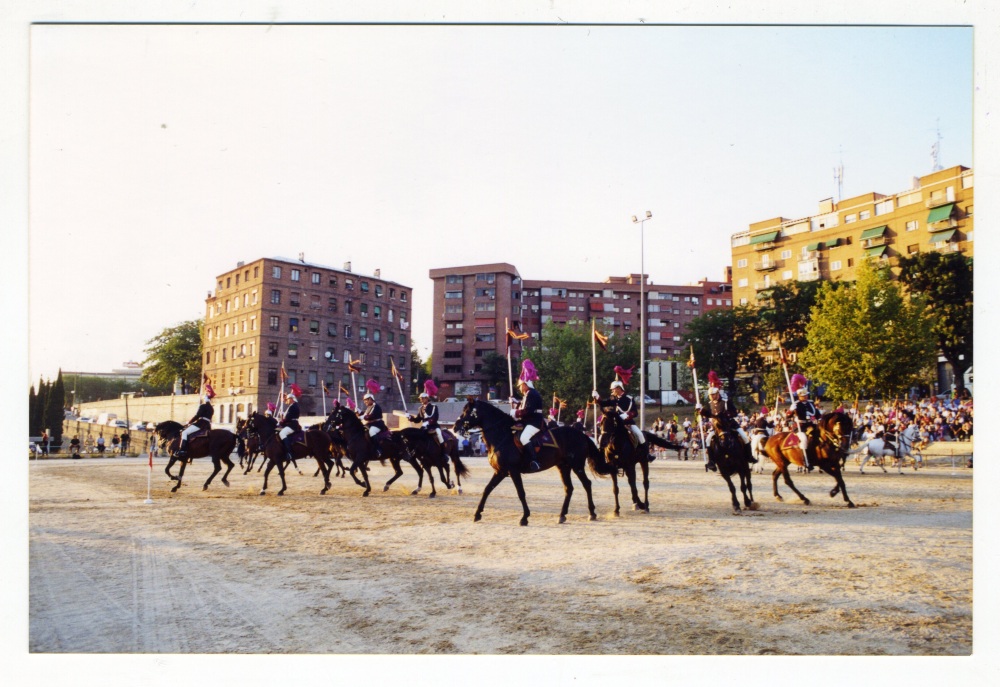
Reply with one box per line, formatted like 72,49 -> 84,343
130,421 -> 146,431
78,417 -> 93,423
642,395 -> 658,406
108,419 -> 128,428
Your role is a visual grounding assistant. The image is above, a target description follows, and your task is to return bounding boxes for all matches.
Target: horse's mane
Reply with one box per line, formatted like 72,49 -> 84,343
468,399 -> 514,430
156,420 -> 183,436
250,412 -> 277,434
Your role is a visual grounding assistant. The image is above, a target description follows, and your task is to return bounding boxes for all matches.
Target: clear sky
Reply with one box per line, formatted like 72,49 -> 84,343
24,22 -> 973,383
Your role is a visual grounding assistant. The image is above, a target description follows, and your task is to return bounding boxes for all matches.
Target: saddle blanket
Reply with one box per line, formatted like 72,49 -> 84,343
782,434 -> 802,449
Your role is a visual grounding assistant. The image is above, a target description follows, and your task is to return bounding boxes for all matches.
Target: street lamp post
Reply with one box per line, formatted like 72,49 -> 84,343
632,210 -> 652,430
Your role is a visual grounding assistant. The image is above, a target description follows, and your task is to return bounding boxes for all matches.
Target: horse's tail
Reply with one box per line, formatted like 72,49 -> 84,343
644,432 -> 684,451
451,450 -> 471,479
236,434 -> 247,458
585,435 -> 614,477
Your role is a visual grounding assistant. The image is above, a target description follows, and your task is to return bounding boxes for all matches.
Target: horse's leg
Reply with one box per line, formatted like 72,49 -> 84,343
259,458 -> 274,495
778,459 -> 810,505
349,461 -> 368,489
410,456 -> 427,496
382,458 -> 405,493
165,456 -> 179,482
556,464 -> 574,524
722,472 -> 741,513
509,470 -> 532,527
822,464 -> 855,508
202,457 -> 222,491
571,461 -> 598,521
474,471 -> 508,523
276,458 -> 288,496
624,462 -> 643,511
171,456 -> 189,492
220,454 -> 235,487
741,467 -> 755,508
610,469 -> 622,517
316,456 -> 332,495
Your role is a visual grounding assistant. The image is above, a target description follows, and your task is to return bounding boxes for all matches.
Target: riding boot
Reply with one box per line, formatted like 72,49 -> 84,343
524,439 -> 542,472
745,442 -> 757,464
282,436 -> 295,463
175,439 -> 188,459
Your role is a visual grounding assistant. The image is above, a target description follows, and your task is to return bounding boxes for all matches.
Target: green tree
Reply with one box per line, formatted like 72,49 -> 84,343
141,320 -> 204,391
28,383 -> 40,436
44,369 -> 66,442
896,252 -> 973,393
758,280 -> 827,355
800,260 -> 936,400
528,322 -> 640,416
683,306 -> 765,399
479,351 -> 515,399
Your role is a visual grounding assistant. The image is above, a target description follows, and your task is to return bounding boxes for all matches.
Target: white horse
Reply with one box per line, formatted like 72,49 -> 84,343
853,424 -> 923,473
750,427 -> 773,474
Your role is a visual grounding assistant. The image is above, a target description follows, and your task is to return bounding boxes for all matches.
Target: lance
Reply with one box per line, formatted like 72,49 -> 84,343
505,317 -> 515,410
321,381 -> 327,417
777,343 -> 808,466
393,366 -> 409,415
591,318 -> 599,437
689,345 -> 709,466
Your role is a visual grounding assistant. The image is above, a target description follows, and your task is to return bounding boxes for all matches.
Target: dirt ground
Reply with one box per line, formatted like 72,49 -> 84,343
25,447 -> 975,662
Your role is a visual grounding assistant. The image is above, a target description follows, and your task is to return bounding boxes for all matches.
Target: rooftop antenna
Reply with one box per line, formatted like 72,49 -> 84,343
931,119 -> 943,172
833,146 -> 844,203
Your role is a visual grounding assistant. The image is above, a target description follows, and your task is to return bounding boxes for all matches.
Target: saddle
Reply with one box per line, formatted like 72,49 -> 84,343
288,429 -> 306,445
512,425 -> 559,455
187,427 -> 210,440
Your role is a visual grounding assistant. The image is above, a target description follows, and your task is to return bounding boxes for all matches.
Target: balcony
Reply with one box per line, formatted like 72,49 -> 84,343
753,281 -> 774,291
753,261 -> 778,272
861,236 -> 887,248
925,196 -> 953,208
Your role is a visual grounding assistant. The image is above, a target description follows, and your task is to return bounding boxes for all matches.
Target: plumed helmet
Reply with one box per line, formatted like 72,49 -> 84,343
266,402 -> 276,413
365,379 -> 381,397
363,392 -> 375,401
264,409 -> 273,417
610,380 -> 625,391
797,387 -> 809,397
518,378 -> 534,389
576,409 -> 585,418
423,379 -> 439,398
519,359 -> 539,386
419,392 -> 430,399
288,383 -> 302,399
707,370 -> 721,392
761,406 -> 769,414
708,386 -> 720,396
790,373 -> 808,394
613,365 -> 634,387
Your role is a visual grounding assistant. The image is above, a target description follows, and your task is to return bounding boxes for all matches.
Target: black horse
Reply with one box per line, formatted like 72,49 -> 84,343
598,409 -> 684,515
763,411 -> 855,508
153,420 -> 238,493
704,419 -> 756,513
453,398 -> 614,526
245,412 -> 335,496
325,404 -> 430,497
396,426 -> 470,494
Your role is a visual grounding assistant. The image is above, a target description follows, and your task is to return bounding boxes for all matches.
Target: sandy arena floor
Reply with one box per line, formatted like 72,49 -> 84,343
27,449 -> 973,659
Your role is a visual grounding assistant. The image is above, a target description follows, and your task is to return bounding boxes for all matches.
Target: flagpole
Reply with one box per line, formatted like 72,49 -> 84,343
277,361 -> 286,416
394,371 -> 409,414
777,342 -> 808,467
350,369 -> 359,409
689,346 -> 709,466
505,318 -> 515,409
322,382 -> 327,417
144,444 -> 153,504
591,319 -> 599,437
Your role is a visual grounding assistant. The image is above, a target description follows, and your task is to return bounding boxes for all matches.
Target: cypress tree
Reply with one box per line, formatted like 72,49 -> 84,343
28,385 -> 38,436
46,369 -> 66,442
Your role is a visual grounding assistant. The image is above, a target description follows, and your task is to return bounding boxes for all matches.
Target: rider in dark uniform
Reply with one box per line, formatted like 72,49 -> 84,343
176,392 -> 214,459
278,384 -> 302,461
360,391 -> 388,456
592,379 -> 646,447
787,381 -> 821,465
408,391 -> 443,446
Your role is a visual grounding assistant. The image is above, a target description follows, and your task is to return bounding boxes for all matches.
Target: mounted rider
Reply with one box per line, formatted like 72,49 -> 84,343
278,383 -> 303,461
408,379 -> 444,446
592,365 -> 645,448
175,382 -> 215,459
787,373 -> 821,462
697,370 -> 754,471
359,379 -> 389,456
511,359 -> 546,468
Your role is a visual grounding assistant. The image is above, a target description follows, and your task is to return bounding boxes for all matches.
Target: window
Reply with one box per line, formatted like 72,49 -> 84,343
272,266 -> 281,279
444,365 -> 462,374
310,294 -> 321,309
737,259 -> 747,268
831,260 -> 842,270
400,291 -> 407,302
875,199 -> 894,216
344,300 -> 353,314
252,290 -> 258,305
373,329 -> 381,343
268,341 -> 279,357
781,250 -> 792,259
309,371 -> 318,387
290,292 -> 300,307
269,316 -> 280,331
360,303 -> 369,317
859,210 -> 871,220
327,323 -> 338,337
399,334 -> 407,347
388,308 -> 394,323
387,332 -> 394,344
476,288 -> 496,298
291,269 -> 301,282
906,220 -> 918,232
270,289 -> 281,305
907,244 -> 919,255
288,343 -> 298,358
254,266 -> 259,278
475,302 -> 496,311
309,346 -> 318,361
739,298 -> 748,305
782,270 -> 793,280
446,275 -> 462,284
329,276 -> 338,288
360,327 -> 368,342
328,297 -> 338,312
847,258 -> 854,268
445,290 -> 462,299
737,278 -> 748,287
476,273 -> 496,283
309,320 -> 319,335
268,369 -> 278,385
345,279 -> 354,290
389,288 -> 396,298
311,272 -> 321,285
374,305 -> 381,319
361,281 -> 370,293
289,317 -> 299,333
375,284 -> 383,297
344,324 -> 352,339
226,277 -> 231,288
446,304 -> 463,314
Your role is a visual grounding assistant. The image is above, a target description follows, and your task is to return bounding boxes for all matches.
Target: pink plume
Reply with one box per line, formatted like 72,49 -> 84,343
345,396 -> 356,410
365,379 -> 381,396
266,402 -> 276,412
707,370 -> 721,388
614,365 -> 634,386
519,359 -> 539,382
790,373 -> 807,392
424,379 -> 439,398
576,409 -> 585,418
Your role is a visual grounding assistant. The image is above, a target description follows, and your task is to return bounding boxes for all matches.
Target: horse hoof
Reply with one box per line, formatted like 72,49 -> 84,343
222,480 -> 230,488
203,485 -> 209,491
259,490 -> 266,496
829,489 -> 837,498
558,515 -> 567,524
411,489 -> 419,496
589,514 -> 597,521
383,485 -> 390,492
428,493 -> 435,499
613,511 -> 621,517
802,499 -> 811,506
474,513 -> 482,522
170,486 -> 179,493
277,491 -> 285,496
774,495 -> 783,502
519,518 -> 529,526
362,492 -> 369,497
847,502 -> 856,508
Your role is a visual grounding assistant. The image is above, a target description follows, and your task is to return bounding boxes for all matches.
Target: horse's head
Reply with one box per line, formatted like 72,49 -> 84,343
453,398 -> 480,435
822,411 -> 853,452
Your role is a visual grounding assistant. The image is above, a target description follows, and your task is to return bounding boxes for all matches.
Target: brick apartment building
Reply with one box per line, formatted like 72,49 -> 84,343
203,256 -> 413,424
428,263 -> 732,399
730,165 -> 974,308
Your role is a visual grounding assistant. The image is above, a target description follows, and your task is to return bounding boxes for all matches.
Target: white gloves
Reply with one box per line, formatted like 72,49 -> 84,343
696,403 -> 703,410
619,412 -> 629,420
592,390 -> 600,399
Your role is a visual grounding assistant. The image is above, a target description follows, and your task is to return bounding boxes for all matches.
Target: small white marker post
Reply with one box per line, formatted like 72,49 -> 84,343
144,447 -> 154,504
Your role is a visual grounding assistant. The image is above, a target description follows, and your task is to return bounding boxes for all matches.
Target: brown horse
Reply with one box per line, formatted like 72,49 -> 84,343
598,408 -> 684,515
154,421 -> 238,493
762,411 -> 855,508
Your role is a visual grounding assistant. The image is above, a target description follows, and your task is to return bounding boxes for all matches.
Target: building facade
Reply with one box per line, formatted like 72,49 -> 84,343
203,256 -> 413,424
730,165 -> 974,307
428,263 -> 732,398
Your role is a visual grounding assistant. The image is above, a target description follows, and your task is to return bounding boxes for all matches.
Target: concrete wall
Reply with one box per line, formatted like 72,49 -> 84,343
77,394 -> 202,427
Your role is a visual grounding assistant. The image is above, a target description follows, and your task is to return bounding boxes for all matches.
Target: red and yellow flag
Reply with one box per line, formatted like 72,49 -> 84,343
280,363 -> 288,382
348,359 -> 362,373
687,348 -> 696,369
390,357 -> 404,383
593,329 -> 609,351
506,327 -> 530,348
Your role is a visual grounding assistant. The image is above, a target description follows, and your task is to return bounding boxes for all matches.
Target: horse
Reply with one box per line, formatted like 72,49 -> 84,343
325,404 -> 430,497
703,419 -> 756,513
597,408 -> 684,515
396,426 -> 470,495
762,411 -> 855,508
153,420 -> 238,493
244,412 -> 335,496
854,424 -> 923,473
453,398 -> 615,526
